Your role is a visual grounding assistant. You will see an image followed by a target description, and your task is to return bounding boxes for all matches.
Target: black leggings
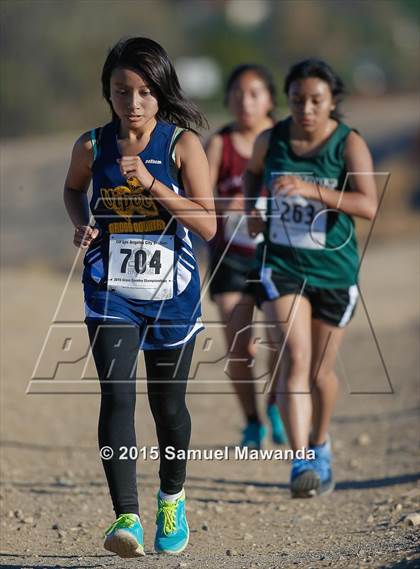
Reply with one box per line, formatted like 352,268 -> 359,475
86,320 -> 194,517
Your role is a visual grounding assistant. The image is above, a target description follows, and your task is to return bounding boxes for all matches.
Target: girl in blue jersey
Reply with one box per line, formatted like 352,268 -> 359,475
244,60 -> 378,498
64,37 -> 215,557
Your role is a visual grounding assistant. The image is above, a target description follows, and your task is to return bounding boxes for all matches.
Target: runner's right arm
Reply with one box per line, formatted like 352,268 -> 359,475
63,133 -> 99,248
205,133 -> 243,214
205,133 -> 223,194
243,129 -> 271,236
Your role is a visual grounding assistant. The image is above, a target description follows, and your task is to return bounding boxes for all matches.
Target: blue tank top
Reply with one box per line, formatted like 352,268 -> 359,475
82,120 -> 202,321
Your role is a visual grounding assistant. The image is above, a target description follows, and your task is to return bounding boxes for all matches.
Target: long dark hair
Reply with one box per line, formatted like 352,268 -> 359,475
224,63 -> 277,119
101,37 -> 208,131
284,59 -> 346,120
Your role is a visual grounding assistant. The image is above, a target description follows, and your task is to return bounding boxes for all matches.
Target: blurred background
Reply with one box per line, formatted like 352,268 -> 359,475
0,0 -> 419,271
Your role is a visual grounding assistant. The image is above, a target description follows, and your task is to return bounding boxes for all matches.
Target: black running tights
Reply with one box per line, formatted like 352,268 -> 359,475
86,320 -> 194,517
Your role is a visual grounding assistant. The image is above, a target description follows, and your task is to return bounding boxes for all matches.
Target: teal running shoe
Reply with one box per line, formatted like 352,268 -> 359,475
103,513 -> 145,557
155,489 -> 189,554
266,403 -> 288,445
240,421 -> 267,449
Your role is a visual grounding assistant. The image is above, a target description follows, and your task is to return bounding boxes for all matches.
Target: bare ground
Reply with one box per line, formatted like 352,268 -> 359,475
0,236 -> 419,569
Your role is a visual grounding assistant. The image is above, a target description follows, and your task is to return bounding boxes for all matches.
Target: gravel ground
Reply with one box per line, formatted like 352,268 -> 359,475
1,237 -> 419,568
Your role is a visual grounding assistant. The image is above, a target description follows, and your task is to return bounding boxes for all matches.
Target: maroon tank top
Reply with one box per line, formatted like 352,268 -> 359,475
213,125 -> 263,256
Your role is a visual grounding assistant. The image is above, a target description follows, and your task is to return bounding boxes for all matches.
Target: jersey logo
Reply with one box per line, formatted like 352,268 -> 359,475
100,176 -> 160,220
145,159 -> 162,164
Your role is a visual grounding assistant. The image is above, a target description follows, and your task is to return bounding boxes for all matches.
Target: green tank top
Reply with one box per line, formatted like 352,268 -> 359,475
260,117 -> 360,288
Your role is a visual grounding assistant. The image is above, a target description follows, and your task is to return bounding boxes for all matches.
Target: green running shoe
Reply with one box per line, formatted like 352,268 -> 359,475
155,489 -> 189,554
103,513 -> 145,558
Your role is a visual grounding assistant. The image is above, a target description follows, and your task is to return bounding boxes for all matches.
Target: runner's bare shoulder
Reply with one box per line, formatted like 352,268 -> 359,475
65,131 -> 95,192
72,131 -> 95,168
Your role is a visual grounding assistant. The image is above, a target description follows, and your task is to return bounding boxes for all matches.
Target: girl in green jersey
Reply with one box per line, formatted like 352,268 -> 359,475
244,59 -> 378,497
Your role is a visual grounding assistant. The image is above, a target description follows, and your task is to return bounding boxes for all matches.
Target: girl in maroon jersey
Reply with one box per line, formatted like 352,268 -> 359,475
206,64 -> 286,448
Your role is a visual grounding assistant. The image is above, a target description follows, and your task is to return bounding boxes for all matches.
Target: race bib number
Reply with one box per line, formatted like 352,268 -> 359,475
108,234 -> 174,300
269,173 -> 327,250
224,196 -> 266,247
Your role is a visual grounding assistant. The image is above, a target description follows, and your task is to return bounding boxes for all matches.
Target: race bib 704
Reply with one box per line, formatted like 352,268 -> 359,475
107,234 -> 174,300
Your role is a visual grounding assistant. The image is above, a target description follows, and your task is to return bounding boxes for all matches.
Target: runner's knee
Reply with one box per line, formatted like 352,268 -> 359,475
311,369 -> 337,388
149,395 -> 190,429
285,345 -> 311,376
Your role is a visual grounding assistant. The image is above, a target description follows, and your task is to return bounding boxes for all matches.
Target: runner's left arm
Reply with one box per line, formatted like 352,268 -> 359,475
273,132 -> 378,220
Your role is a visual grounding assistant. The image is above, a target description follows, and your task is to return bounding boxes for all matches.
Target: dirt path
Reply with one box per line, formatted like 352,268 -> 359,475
0,236 -> 419,569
